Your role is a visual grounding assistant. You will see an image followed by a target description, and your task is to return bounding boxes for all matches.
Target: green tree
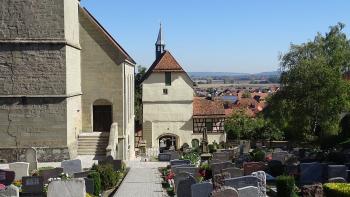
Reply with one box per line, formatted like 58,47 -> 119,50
135,65 -> 147,127
265,23 -> 350,143
241,91 -> 252,98
225,109 -> 258,140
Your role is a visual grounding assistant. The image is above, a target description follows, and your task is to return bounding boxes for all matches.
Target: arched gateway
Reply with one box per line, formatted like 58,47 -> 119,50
158,134 -> 178,153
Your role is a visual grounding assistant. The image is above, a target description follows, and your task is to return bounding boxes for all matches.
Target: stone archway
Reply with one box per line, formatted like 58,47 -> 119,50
93,99 -> 112,132
158,134 -> 178,153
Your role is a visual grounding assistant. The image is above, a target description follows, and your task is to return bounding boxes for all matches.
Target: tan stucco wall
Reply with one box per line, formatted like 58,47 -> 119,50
142,72 -> 195,148
79,11 -> 123,133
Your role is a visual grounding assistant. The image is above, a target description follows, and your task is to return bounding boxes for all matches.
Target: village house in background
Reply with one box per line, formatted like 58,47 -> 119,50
0,0 -> 135,162
141,26 -> 226,151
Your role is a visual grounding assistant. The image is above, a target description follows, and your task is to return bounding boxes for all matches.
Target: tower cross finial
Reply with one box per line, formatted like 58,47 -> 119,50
155,22 -> 165,59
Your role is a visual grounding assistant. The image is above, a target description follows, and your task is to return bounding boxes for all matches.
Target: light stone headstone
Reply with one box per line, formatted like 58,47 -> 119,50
176,175 -> 196,197
211,186 -> 239,197
328,177 -> 347,183
61,159 -> 83,176
238,186 -> 259,197
272,151 -> 289,164
47,178 -> 86,197
251,171 -> 266,197
25,148 -> 38,173
191,182 -> 213,197
212,152 -> 231,162
9,162 -> 29,180
0,184 -> 19,197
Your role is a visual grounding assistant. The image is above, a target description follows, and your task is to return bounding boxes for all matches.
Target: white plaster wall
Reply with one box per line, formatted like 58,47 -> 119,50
142,72 -> 194,148
192,133 -> 226,144
66,95 -> 82,157
65,46 -> 81,95
143,72 -> 193,102
123,62 -> 135,160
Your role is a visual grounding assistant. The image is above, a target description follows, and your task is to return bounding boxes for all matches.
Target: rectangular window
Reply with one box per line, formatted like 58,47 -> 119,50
165,72 -> 171,86
163,88 -> 168,95
206,119 -> 213,132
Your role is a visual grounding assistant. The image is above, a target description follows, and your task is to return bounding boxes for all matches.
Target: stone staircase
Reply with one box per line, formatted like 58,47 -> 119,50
77,132 -> 109,156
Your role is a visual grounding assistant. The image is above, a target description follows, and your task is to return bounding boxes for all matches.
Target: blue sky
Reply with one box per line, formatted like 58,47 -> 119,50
81,1 -> 350,73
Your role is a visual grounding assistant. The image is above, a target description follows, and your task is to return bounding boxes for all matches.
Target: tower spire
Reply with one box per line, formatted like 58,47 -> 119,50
155,22 -> 165,59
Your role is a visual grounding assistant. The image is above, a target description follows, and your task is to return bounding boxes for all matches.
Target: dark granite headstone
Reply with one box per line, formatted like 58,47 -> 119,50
84,177 -> 94,195
158,153 -> 171,161
40,167 -> 63,184
328,165 -> 348,180
73,171 -> 93,178
170,159 -> 191,166
98,157 -> 122,171
222,167 -> 243,178
243,162 -> 266,175
191,182 -> 213,197
22,176 -> 44,196
0,169 -> 15,186
224,176 -> 259,189
176,175 -> 196,197
300,163 -> 323,185
211,161 -> 235,175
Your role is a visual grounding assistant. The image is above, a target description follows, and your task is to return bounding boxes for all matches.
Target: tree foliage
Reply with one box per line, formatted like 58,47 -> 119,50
135,65 -> 147,126
265,23 -> 350,143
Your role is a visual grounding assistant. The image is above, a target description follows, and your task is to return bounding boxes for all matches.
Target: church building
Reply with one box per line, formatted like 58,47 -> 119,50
0,0 -> 135,161
142,26 -> 226,151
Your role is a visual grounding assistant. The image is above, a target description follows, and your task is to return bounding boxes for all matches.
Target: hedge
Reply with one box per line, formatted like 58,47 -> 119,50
276,175 -> 298,197
324,183 -> 350,197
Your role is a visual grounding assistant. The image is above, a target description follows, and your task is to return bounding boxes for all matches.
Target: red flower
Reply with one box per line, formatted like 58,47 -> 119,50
0,184 -> 5,190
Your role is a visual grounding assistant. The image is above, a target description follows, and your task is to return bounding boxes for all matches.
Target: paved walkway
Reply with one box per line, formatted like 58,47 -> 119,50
114,160 -> 168,197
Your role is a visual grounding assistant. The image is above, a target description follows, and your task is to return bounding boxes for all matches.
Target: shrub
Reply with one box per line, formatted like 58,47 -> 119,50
250,149 -> 266,162
208,144 -> 217,153
87,172 -> 101,196
182,151 -> 200,165
324,183 -> 350,197
276,175 -> 297,197
91,164 -> 118,190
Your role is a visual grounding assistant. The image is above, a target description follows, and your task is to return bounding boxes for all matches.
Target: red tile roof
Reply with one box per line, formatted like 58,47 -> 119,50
193,97 -> 225,117
152,51 -> 184,72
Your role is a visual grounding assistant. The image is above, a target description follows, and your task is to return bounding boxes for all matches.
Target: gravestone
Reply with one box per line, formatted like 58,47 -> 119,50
240,140 -> 251,154
328,177 -> 347,183
26,148 -> 38,173
0,184 -> 19,197
176,175 -> 196,197
222,167 -> 243,178
212,152 -> 231,162
328,165 -> 348,180
0,169 -> 15,186
243,162 -> 266,175
238,186 -> 259,197
158,153 -> 171,161
224,176 -> 259,189
61,159 -> 83,176
268,160 -> 284,177
40,167 -> 63,184
170,159 -> 191,166
169,151 -> 180,160
22,176 -> 44,196
73,171 -> 93,178
300,163 -> 323,185
174,172 -> 192,192
272,151 -> 289,164
9,162 -> 29,180
251,171 -> 266,197
47,178 -> 86,197
211,161 -> 235,175
191,182 -> 213,197
172,167 -> 198,176
221,149 -> 235,159
211,186 -> 239,197
84,178 -> 94,195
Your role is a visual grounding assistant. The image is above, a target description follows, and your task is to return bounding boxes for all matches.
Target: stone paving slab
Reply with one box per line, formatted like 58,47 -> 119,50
114,160 -> 168,197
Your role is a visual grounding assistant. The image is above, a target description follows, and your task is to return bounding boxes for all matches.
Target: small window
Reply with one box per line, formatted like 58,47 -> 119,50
165,72 -> 171,86
163,88 -> 168,95
206,120 -> 213,132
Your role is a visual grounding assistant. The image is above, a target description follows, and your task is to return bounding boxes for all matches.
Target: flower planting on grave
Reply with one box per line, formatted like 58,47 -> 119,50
323,183 -> 350,197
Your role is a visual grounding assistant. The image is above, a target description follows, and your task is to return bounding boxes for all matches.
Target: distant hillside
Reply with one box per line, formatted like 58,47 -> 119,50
189,71 -> 280,78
